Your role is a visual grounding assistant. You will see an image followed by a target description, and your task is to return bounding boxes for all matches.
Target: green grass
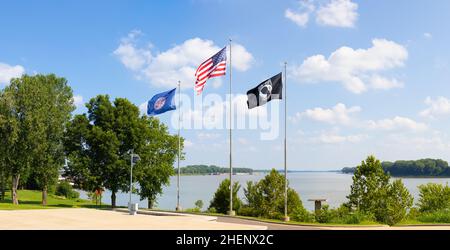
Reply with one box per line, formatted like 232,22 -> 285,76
0,190 -> 111,210
141,208 -> 384,227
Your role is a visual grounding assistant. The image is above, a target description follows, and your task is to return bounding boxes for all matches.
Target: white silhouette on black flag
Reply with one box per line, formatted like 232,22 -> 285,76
246,72 -> 283,109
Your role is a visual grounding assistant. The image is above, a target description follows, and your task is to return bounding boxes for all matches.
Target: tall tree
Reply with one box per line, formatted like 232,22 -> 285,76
64,95 -> 179,208
347,155 -> 413,225
31,75 -> 74,205
134,116 -> 179,209
0,90 -> 17,201
0,74 -> 74,205
209,179 -> 242,214
347,155 -> 390,212
243,169 -> 303,218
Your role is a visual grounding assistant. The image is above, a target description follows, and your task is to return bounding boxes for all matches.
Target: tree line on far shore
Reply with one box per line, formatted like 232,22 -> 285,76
341,158 -> 450,177
0,74 -> 182,208
179,165 -> 253,175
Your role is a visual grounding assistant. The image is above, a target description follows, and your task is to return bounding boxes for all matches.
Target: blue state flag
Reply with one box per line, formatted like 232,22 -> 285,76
147,88 -> 176,116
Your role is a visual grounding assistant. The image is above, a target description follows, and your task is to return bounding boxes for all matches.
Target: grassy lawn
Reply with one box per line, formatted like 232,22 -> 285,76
141,208 -> 384,227
0,190 -> 110,210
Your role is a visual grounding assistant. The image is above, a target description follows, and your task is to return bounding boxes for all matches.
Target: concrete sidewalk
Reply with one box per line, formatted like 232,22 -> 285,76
0,208 -> 267,230
1,208 -> 449,230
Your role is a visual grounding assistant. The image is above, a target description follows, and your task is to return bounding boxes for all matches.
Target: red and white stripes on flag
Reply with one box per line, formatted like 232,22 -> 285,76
194,46 -> 227,95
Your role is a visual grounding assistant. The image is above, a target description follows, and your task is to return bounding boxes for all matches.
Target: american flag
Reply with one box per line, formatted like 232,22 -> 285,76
194,46 -> 227,95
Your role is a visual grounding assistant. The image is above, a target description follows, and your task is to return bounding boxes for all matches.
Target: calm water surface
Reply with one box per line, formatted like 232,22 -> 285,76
79,172 -> 450,211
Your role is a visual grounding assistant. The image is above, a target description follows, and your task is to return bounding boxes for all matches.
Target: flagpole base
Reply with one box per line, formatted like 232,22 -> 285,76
227,210 -> 236,216
176,206 -> 182,212
283,216 -> 290,222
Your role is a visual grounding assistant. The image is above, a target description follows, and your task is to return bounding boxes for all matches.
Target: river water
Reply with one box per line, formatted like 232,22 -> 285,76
78,172 -> 450,211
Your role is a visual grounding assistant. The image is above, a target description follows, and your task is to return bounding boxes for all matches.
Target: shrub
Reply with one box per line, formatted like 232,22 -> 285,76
207,207 -> 217,214
185,207 -> 201,213
244,169 -> 305,219
417,210 -> 450,223
346,156 -> 413,225
209,179 -> 242,214
315,205 -> 333,223
55,181 -> 79,199
417,183 -> 450,213
195,200 -> 204,210
291,207 -> 314,223
383,179 -> 413,226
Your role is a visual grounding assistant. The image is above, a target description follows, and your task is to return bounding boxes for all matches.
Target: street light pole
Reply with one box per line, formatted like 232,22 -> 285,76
129,149 -> 134,208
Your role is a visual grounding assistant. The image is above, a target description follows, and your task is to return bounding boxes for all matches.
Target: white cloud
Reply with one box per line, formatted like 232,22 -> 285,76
316,0 -> 358,28
179,94 -> 268,130
291,39 -> 408,94
0,62 -> 25,85
369,75 -> 404,90
72,95 -> 84,108
211,79 -> 223,89
114,31 -> 253,89
419,96 -> 450,118
139,102 -> 148,116
315,132 -> 367,144
238,138 -> 249,145
114,30 -> 152,72
424,33 -> 432,39
197,132 -> 221,140
184,140 -> 193,147
285,0 -> 358,28
292,103 -> 427,134
292,103 -> 361,125
385,132 -> 450,152
285,9 -> 310,28
365,116 -> 428,132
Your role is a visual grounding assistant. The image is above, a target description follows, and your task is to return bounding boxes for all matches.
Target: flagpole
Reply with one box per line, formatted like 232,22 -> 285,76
176,81 -> 182,211
284,62 -> 290,222
228,38 -> 235,216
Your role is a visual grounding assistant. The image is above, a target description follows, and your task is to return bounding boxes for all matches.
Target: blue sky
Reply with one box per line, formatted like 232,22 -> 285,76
1,0 -> 450,170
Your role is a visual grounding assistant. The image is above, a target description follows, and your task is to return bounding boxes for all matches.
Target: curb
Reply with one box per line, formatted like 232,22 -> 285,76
140,209 -> 388,228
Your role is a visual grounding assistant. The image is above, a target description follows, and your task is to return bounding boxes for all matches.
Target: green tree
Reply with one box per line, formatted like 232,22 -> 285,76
243,169 -> 304,219
64,96 -> 179,208
347,155 -> 413,225
347,156 -> 390,214
384,179 -> 413,225
31,75 -> 74,205
417,183 -> 450,213
134,116 -> 179,209
0,82 -> 23,205
64,96 -> 138,207
0,92 -> 12,200
195,200 -> 204,210
209,179 -> 242,214
0,74 -> 74,205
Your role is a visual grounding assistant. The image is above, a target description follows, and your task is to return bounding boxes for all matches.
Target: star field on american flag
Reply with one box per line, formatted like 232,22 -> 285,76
194,46 -> 227,95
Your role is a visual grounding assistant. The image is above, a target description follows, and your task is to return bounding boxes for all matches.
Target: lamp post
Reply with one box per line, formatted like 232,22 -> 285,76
129,150 -> 140,215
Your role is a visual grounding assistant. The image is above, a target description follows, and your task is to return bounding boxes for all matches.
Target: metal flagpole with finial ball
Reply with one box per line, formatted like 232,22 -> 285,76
176,80 -> 182,212
283,62 -> 290,222
228,38 -> 235,216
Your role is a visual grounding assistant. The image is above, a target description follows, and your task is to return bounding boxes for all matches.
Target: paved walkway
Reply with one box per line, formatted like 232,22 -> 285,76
0,208 -> 266,230
1,208 -> 449,230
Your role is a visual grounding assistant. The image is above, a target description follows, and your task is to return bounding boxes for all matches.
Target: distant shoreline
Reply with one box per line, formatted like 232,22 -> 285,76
178,170 -> 342,176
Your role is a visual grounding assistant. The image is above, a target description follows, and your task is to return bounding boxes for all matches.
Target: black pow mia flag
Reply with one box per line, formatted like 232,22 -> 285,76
246,72 -> 283,109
